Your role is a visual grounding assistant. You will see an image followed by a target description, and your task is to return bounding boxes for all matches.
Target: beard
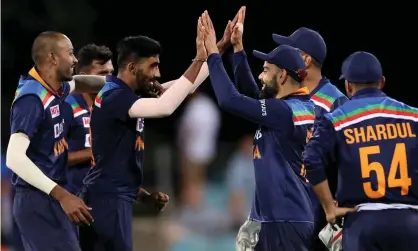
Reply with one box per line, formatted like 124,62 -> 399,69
259,78 -> 279,99
134,69 -> 156,96
59,64 -> 74,82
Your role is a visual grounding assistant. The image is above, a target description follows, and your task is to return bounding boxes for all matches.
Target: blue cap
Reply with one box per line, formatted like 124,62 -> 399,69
272,27 -> 327,65
253,45 -> 307,81
339,51 -> 383,83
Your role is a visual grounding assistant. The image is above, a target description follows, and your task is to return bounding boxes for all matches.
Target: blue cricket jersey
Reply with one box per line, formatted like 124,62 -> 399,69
64,94 -> 92,194
304,88 -> 418,207
208,53 -> 315,223
10,67 -> 70,187
82,75 -> 143,203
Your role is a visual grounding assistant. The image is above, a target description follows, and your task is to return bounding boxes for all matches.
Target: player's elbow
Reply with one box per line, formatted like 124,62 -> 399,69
6,149 -> 22,172
217,98 -> 233,111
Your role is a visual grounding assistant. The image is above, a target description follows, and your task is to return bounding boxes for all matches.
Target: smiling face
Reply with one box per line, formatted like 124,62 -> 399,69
258,61 -> 286,99
54,36 -> 78,81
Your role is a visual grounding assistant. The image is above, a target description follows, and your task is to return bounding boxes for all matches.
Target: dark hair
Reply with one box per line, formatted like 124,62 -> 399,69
31,31 -> 66,65
76,44 -> 113,73
116,36 -> 162,68
300,50 -> 322,69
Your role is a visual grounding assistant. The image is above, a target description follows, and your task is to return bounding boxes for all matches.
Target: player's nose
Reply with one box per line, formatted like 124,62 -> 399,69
154,68 -> 161,79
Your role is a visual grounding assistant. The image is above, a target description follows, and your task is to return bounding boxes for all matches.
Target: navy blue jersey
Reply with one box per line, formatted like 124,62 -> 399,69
10,67 -> 71,187
208,53 -> 315,223
64,94 -> 91,194
304,88 -> 418,207
82,75 -> 142,203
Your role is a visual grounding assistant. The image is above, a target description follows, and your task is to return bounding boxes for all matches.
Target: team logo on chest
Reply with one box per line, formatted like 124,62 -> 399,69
136,118 -> 144,133
50,105 -> 60,118
82,117 -> 90,128
54,119 -> 65,138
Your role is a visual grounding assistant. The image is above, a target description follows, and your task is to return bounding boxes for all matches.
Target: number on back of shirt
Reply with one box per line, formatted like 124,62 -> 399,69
359,143 -> 412,199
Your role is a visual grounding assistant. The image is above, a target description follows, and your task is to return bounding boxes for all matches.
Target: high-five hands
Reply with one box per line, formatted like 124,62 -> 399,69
196,16 -> 208,60
231,6 -> 246,51
217,7 -> 241,54
200,11 -> 218,55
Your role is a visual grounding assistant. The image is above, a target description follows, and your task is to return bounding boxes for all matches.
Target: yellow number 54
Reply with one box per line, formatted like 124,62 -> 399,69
359,143 -> 412,199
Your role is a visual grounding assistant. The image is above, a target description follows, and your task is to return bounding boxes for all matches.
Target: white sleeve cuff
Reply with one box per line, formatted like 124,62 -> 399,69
6,133 -> 57,194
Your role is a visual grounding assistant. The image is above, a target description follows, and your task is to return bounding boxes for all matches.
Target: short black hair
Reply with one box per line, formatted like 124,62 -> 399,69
76,44 -> 113,73
116,36 -> 162,68
31,31 -> 66,65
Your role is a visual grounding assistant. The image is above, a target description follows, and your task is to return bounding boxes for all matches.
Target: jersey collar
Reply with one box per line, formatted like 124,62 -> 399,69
308,77 -> 330,98
351,87 -> 386,100
28,67 -> 64,97
106,75 -> 134,92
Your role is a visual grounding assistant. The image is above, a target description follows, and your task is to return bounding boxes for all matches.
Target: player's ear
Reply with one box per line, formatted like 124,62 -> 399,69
127,62 -> 136,74
303,54 -> 312,68
48,52 -> 57,66
379,76 -> 386,90
345,80 -> 353,98
280,69 -> 288,85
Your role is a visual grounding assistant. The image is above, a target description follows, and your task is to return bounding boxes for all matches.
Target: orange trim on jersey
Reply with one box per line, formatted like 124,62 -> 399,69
89,126 -> 96,167
291,86 -> 310,96
28,67 -> 57,94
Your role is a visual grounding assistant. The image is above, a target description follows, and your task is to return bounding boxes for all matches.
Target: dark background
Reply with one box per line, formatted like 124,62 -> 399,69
2,0 -> 415,147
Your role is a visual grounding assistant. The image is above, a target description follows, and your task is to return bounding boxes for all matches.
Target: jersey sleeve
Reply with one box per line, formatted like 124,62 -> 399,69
233,50 -> 261,98
11,95 -> 44,139
207,53 -> 293,133
304,115 -> 337,185
63,102 -> 76,138
103,88 -> 139,122
330,96 -> 348,112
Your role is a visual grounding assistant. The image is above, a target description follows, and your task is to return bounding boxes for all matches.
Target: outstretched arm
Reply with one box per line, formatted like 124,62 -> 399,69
128,17 -> 209,118
69,75 -> 106,94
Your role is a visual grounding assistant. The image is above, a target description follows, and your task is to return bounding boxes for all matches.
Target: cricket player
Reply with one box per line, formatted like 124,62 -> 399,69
79,22 -> 211,251
6,31 -> 109,251
201,12 -> 315,251
272,27 -> 348,250
64,44 -> 114,196
303,51 -> 418,251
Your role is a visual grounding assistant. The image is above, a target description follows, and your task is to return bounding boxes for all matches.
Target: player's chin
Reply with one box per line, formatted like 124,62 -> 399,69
63,72 -> 74,81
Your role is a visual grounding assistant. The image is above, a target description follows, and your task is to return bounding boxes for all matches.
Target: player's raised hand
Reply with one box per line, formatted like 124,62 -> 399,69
216,8 -> 240,53
231,6 -> 246,48
201,11 -> 218,55
147,80 -> 165,97
196,16 -> 207,60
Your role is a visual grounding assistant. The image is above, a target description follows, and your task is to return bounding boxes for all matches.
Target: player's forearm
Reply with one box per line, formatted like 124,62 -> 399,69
304,117 -> 336,185
70,75 -> 106,94
161,62 -> 209,93
313,180 -> 336,215
128,76 -> 194,118
207,53 -> 243,109
128,61 -> 205,118
233,50 -> 261,98
68,149 -> 92,166
6,133 -> 58,194
217,39 -> 228,56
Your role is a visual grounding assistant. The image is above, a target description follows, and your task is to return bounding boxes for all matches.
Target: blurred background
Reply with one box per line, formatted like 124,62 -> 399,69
1,1 -> 415,250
